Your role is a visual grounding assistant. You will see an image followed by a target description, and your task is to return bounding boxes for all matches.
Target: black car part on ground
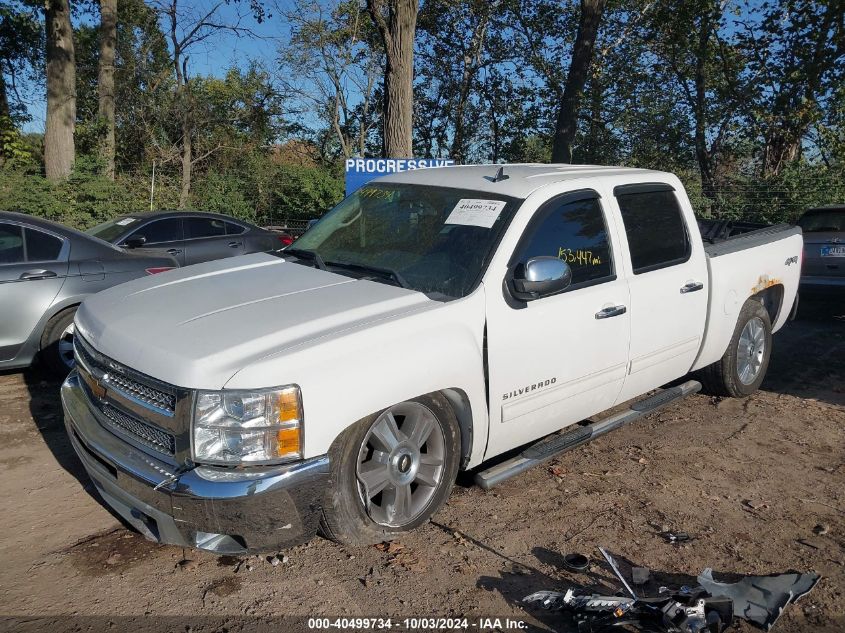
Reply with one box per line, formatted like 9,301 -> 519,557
522,548 -> 820,633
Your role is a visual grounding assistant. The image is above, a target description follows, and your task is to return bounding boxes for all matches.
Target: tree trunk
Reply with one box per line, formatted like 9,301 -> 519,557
368,0 -> 419,158
44,0 -> 76,180
550,0 -> 606,164
693,7 -> 715,198
98,0 -> 117,179
450,10 -> 491,163
179,120 -> 192,208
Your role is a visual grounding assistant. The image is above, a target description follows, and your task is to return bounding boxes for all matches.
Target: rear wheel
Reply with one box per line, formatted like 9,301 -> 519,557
40,307 -> 77,376
320,394 -> 460,545
699,298 -> 772,397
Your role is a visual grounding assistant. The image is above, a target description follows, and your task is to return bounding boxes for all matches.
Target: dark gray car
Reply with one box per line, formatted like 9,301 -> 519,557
86,211 -> 284,266
0,212 -> 178,374
797,205 -> 845,296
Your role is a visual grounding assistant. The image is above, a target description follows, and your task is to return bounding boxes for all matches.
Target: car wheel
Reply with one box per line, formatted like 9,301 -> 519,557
40,307 -> 77,376
320,393 -> 460,545
699,298 -> 772,398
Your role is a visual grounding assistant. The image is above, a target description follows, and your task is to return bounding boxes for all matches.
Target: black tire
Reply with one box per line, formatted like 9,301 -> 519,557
39,307 -> 77,376
319,393 -> 460,546
698,298 -> 772,397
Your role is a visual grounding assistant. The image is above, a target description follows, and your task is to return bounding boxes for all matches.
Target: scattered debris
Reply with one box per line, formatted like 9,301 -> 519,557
562,552 -> 589,571
661,530 -> 693,544
505,562 -> 532,576
522,547 -> 820,632
632,566 -> 650,585
525,587 -> 733,633
697,569 -> 820,631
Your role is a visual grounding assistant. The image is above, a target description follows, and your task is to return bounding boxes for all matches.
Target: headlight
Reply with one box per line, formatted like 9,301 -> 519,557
192,386 -> 302,465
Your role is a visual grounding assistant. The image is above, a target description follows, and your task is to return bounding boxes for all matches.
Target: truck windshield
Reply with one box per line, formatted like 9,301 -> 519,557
289,183 -> 519,298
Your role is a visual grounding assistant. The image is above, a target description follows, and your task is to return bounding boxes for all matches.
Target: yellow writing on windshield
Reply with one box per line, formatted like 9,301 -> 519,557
558,247 -> 602,266
359,187 -> 394,200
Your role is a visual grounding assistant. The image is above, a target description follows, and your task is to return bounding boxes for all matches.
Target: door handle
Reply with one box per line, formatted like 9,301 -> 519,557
228,241 -> 242,248
595,305 -> 627,319
19,270 -> 57,280
680,281 -> 704,294
167,248 -> 183,255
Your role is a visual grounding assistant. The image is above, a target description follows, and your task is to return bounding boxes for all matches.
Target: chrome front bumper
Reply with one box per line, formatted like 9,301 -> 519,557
62,371 -> 330,554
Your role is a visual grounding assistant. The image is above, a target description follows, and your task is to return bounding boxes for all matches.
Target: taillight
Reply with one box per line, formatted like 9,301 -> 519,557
145,267 -> 174,275
279,234 -> 294,247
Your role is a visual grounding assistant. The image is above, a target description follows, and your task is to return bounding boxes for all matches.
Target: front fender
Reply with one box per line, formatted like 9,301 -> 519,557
224,290 -> 490,468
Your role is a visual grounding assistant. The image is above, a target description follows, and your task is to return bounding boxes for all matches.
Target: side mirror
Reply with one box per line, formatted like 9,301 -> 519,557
122,235 -> 147,249
511,256 -> 572,301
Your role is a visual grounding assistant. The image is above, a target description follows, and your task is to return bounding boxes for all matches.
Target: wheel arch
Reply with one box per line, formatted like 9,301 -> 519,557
38,300 -> 82,350
438,388 -> 474,470
751,284 -> 784,328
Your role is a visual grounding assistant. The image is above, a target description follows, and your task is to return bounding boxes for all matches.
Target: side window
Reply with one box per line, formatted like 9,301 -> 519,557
514,196 -> 614,286
0,223 -> 24,264
616,189 -> 690,274
132,218 -> 183,244
225,221 -> 246,235
25,228 -> 63,261
186,217 -> 227,238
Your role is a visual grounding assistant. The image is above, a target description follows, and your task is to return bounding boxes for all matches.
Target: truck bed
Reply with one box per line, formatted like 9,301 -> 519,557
698,219 -> 800,257
691,222 -> 803,372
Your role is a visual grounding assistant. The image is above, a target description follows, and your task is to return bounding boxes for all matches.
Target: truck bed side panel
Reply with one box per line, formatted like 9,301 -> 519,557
692,227 -> 802,371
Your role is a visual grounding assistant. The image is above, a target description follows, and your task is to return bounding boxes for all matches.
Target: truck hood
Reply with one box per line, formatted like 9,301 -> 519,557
75,253 -> 433,389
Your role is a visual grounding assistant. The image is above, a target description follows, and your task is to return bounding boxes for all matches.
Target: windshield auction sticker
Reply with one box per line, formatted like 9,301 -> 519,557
445,199 -> 507,229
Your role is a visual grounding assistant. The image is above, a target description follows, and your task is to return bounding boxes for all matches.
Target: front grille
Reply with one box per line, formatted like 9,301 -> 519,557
74,336 -> 177,415
105,372 -> 176,414
100,403 -> 176,456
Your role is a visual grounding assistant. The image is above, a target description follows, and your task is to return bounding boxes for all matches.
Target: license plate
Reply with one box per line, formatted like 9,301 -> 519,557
821,245 -> 845,257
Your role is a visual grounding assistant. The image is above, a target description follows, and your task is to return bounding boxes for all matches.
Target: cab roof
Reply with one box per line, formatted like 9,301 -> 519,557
374,163 -> 673,199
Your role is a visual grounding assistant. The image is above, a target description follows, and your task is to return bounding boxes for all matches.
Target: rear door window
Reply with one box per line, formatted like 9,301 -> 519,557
186,217 -> 227,239
132,218 -> 184,244
513,194 -> 614,288
615,188 -> 690,274
224,221 -> 246,235
25,228 -> 63,261
0,223 -> 24,264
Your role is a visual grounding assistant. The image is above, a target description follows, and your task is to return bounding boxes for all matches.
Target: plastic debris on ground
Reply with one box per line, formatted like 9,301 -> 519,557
522,547 -> 819,633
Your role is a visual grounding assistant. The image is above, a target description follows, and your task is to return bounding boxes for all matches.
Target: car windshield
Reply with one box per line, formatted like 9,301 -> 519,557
289,183 -> 519,298
798,210 -> 845,233
87,216 -> 142,242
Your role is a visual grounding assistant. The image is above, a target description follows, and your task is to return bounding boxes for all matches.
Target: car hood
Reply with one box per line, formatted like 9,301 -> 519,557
75,253 -> 433,389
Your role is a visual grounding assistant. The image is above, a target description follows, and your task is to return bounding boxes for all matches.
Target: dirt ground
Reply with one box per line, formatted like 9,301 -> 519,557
0,298 -> 843,633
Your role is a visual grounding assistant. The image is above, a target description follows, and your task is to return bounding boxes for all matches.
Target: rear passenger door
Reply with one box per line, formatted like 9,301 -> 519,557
0,222 -> 68,360
611,183 -> 708,403
124,218 -> 185,265
184,217 -> 244,265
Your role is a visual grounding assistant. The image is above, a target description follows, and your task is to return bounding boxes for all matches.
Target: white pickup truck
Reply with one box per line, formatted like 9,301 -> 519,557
62,165 -> 802,555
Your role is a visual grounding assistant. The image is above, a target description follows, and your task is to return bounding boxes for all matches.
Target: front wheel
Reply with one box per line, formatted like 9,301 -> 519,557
698,298 -> 773,397
320,394 -> 460,545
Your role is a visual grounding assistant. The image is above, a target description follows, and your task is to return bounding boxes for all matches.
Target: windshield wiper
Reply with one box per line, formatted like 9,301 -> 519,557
284,247 -> 327,271
325,260 -> 412,290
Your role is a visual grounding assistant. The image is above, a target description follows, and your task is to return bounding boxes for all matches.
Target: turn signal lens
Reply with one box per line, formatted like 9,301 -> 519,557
145,267 -> 175,275
276,426 -> 301,455
276,389 -> 300,423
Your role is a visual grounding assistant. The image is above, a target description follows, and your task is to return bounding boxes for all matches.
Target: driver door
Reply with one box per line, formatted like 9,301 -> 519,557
484,191 -> 631,457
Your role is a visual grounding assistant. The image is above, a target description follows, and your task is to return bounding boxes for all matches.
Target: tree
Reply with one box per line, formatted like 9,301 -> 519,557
737,0 -> 845,177
367,0 -> 418,157
278,0 -> 382,160
551,0 -> 607,163
152,0 -> 259,207
98,0 -> 117,178
44,0 -> 76,179
0,1 -> 43,167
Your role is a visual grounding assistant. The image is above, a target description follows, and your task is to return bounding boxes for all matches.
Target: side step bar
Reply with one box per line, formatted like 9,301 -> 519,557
473,379 -> 701,490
